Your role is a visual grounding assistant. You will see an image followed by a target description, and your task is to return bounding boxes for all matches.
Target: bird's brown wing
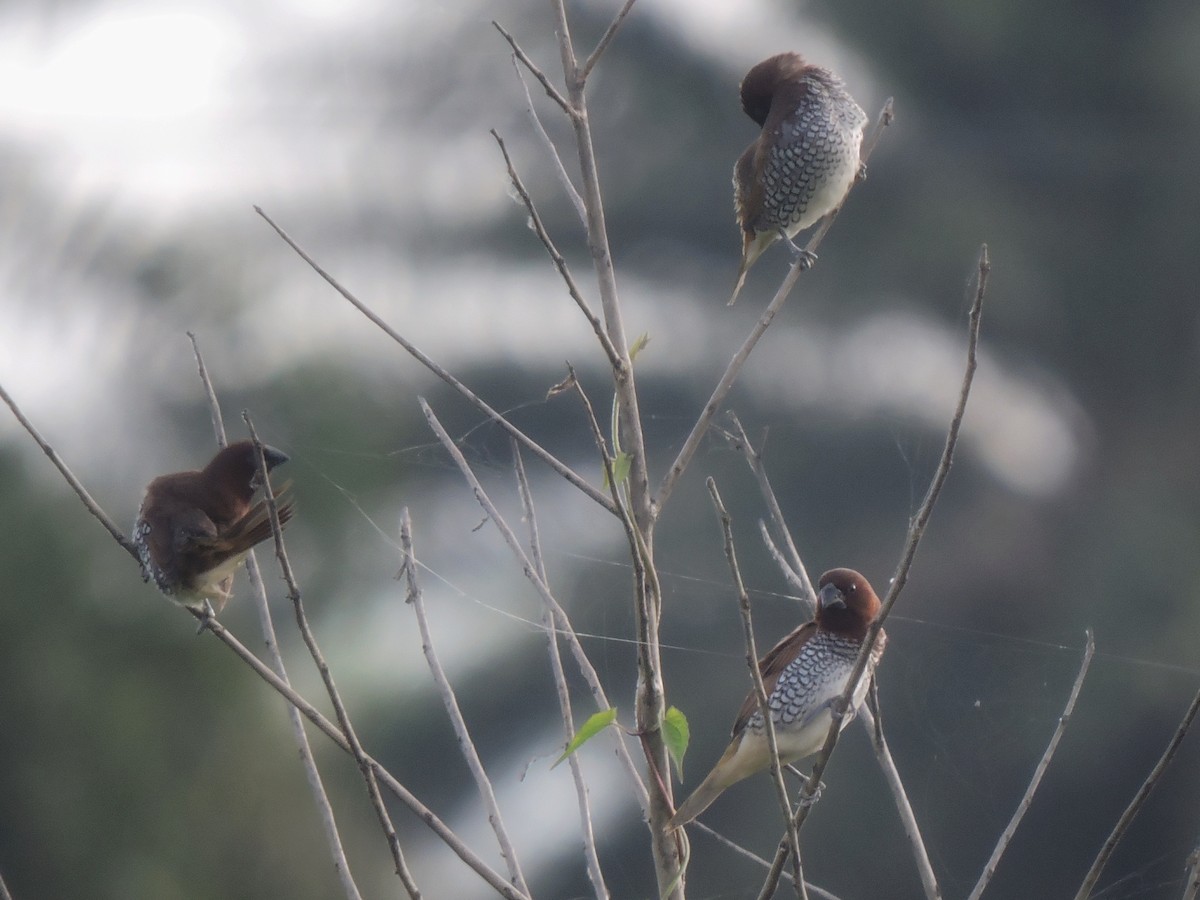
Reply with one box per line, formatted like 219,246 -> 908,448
730,620 -> 818,737
189,481 -> 295,566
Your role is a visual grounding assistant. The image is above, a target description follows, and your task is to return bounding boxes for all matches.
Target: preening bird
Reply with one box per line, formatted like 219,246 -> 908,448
668,568 -> 886,828
134,440 -> 294,613
728,52 -> 868,305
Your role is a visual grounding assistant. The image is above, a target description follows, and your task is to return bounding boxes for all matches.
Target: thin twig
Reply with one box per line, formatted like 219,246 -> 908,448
187,332 -> 228,445
1182,846 -> 1200,900
968,631 -> 1095,900
0,381 -> 140,563
492,21 -> 576,117
655,99 -> 895,513
254,205 -> 616,516
707,477 -> 807,900
757,520 -> 807,598
188,609 -> 529,900
399,508 -> 530,896
0,867 -> 13,900
546,0 -> 652,533
1074,683 -> 1200,900
418,396 -> 651,813
188,339 -> 370,900
691,824 -> 840,900
725,413 -> 816,609
545,8 -> 673,890
860,697 -> 941,900
760,243 -> 989,896
579,0 -> 638,83
491,129 -> 623,371
508,56 -> 587,227
244,413 -> 419,896
512,442 -> 610,899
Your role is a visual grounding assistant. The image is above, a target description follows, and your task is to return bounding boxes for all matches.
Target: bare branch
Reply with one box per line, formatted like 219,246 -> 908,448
760,243 -> 989,895
860,697 -> 941,900
0,867 -> 13,900
419,396 -> 651,812
968,631 -> 1094,900
254,205 -> 616,515
656,99 -> 895,513
187,338 -> 370,900
0,381 -> 140,563
757,520 -> 807,598
512,442 -> 609,898
492,21 -> 576,117
507,56 -> 587,226
189,609 -> 528,900
242,414 -> 419,894
579,0 -> 638,83
399,508 -> 530,895
707,477 -> 807,899
1183,846 -> 1200,900
688,824 -> 844,899
491,129 -> 623,371
187,332 -> 228,445
1074,681 -> 1200,899
725,413 -> 816,609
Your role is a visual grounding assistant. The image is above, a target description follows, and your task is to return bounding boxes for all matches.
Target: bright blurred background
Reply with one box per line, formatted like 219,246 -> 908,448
2,0 -> 1199,897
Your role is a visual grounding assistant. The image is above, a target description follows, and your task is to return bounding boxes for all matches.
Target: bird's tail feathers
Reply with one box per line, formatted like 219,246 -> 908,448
668,736 -> 761,828
727,231 -> 775,306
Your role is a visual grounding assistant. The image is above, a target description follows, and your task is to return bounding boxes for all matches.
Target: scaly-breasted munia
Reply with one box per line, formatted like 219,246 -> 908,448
134,440 -> 294,613
668,568 -> 886,827
728,52 -> 868,305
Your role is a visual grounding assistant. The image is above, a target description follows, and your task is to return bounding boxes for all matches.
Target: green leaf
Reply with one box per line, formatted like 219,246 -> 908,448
629,332 -> 651,362
553,707 -> 618,769
663,705 -> 690,782
603,451 -> 632,489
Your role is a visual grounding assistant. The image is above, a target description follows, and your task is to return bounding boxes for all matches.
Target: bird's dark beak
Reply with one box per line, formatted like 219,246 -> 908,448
261,446 -> 289,470
819,582 -> 846,611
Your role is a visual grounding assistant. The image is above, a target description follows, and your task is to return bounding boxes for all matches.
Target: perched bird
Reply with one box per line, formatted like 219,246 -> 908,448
728,52 -> 868,305
668,568 -> 886,828
134,440 -> 295,613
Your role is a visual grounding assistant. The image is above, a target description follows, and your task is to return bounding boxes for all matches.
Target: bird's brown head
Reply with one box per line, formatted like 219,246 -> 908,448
739,52 -> 811,126
815,568 -> 880,639
203,440 -> 289,503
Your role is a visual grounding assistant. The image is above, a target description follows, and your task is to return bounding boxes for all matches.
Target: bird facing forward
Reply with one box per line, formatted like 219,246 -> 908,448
134,440 -> 294,613
668,568 -> 886,828
728,52 -> 868,305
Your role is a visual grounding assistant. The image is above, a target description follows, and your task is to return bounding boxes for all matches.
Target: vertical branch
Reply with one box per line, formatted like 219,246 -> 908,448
512,442 -> 610,899
241,412 -> 418,897
1182,846 -> 1200,900
1073,683 -> 1200,900
707,477 -> 807,900
419,396 -> 650,811
759,245 -> 989,897
0,867 -> 12,900
399,508 -> 530,897
725,412 -> 938,895
859,701 -> 940,900
967,631 -> 1094,900
187,338 -> 371,900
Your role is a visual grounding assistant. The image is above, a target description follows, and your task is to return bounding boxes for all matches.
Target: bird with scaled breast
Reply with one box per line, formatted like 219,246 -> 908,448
728,52 -> 868,305
668,568 -> 886,828
134,440 -> 295,614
